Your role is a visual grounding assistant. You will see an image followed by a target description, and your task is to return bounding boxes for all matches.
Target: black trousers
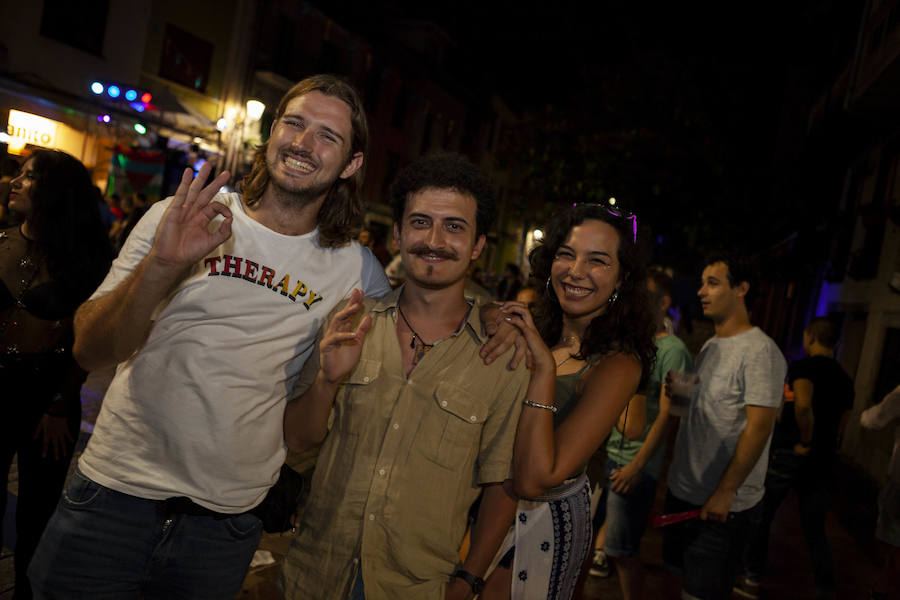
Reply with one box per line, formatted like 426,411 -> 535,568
745,448 -> 835,595
2,360 -> 80,600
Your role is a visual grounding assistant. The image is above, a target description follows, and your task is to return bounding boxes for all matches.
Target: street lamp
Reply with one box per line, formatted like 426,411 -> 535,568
246,100 -> 265,121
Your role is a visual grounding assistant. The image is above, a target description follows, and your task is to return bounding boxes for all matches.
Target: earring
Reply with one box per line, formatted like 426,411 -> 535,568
608,290 -> 619,305
545,277 -> 556,301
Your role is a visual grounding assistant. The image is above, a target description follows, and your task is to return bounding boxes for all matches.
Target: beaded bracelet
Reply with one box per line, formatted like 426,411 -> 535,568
523,399 -> 558,413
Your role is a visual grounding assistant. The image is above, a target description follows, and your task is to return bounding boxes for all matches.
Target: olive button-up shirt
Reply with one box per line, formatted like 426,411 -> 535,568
282,288 -> 528,600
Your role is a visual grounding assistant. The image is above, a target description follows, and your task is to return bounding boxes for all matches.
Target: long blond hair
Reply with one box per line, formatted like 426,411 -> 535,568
240,74 -> 369,248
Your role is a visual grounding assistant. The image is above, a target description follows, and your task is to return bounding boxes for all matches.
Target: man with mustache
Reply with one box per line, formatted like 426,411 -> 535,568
281,153 -> 529,600
28,77 -> 520,599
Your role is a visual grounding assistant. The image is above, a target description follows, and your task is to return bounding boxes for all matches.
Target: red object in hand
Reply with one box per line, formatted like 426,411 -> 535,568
651,509 -> 701,528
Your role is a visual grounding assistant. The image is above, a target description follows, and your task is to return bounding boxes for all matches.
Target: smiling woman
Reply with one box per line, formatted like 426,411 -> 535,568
482,202 -> 657,600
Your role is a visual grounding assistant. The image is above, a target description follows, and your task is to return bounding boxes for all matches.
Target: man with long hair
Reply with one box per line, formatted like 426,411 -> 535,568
29,75 -> 390,598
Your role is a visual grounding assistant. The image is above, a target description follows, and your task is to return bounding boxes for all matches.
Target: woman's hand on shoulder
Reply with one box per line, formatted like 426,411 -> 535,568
498,301 -> 554,376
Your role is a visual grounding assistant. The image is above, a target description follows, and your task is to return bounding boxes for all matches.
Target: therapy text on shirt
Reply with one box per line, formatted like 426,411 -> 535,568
203,254 -> 324,309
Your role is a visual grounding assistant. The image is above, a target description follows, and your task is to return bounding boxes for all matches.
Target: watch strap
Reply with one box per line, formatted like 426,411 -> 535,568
453,568 -> 485,594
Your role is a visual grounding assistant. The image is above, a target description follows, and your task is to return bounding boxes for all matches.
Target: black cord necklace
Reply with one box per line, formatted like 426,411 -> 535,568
397,304 -> 433,365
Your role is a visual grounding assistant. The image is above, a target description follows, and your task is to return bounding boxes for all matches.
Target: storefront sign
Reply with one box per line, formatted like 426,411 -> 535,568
7,109 -> 58,148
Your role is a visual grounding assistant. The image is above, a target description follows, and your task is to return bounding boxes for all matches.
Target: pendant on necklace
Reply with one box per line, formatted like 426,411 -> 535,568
410,333 -> 433,366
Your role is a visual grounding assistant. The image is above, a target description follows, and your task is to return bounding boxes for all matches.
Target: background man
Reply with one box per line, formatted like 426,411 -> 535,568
282,153 -> 528,600
591,269 -> 693,600
737,317 -> 854,599
663,253 -> 787,600
29,75 -> 389,599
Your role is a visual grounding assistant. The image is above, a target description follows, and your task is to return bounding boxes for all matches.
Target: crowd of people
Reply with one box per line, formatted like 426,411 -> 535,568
1,73 -> 898,600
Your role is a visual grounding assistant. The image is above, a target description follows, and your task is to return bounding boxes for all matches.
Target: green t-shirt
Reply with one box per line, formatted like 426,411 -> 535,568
606,334 -> 692,480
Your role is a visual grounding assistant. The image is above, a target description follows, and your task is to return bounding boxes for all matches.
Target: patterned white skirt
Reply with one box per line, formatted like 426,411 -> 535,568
499,473 -> 592,600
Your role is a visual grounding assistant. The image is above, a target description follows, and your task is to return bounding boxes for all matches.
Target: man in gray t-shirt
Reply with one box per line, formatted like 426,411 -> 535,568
662,254 -> 786,600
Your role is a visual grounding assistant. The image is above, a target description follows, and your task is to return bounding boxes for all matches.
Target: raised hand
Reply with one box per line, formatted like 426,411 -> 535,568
319,289 -> 373,385
478,302 -> 532,369
498,301 -> 555,375
149,164 -> 233,270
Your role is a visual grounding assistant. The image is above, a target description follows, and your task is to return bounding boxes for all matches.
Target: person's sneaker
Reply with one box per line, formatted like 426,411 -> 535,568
588,548 -> 609,577
733,575 -> 761,599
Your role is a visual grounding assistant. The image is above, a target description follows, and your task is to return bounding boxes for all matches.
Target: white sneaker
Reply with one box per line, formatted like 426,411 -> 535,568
589,548 -> 610,577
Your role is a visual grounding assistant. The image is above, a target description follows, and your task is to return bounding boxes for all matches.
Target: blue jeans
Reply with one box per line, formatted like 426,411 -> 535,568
28,469 -> 263,599
601,460 -> 657,558
662,491 -> 759,600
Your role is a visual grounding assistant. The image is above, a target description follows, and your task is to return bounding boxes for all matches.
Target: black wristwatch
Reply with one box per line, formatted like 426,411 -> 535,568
453,569 -> 485,594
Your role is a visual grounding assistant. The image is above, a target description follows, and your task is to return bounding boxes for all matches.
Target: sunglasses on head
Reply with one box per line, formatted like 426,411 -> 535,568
572,202 -> 638,244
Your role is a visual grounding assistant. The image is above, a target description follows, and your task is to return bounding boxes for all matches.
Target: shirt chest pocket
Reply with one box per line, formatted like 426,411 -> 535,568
335,359 -> 382,429
421,381 -> 488,470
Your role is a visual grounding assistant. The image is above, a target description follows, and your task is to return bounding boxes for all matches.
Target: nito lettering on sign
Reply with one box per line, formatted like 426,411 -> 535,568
7,110 -> 58,148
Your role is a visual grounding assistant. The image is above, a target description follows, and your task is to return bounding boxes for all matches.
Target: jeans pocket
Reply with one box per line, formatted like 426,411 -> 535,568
225,512 -> 263,539
61,470 -> 103,507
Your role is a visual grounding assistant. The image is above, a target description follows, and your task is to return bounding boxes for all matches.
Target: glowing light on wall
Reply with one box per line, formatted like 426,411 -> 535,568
7,110 -> 58,147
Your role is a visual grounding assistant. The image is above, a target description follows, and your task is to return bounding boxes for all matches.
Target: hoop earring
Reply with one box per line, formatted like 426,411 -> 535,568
545,277 -> 556,301
608,290 -> 619,305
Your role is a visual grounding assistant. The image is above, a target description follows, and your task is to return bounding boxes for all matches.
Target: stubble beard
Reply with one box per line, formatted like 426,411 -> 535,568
266,152 -> 340,210
269,173 -> 335,209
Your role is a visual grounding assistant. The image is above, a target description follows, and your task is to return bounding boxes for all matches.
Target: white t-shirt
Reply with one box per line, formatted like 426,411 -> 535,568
667,326 -> 787,512
78,193 -> 390,512
861,385 -> 900,486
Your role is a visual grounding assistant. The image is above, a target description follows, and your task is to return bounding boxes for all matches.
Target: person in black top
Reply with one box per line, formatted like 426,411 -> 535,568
736,317 -> 854,600
1,150 -> 112,599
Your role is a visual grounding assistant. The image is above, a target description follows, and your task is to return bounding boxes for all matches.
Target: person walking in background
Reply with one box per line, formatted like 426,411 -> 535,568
1,149 -> 112,599
486,202 -> 657,600
736,317 -> 854,600
589,268 -> 692,599
860,384 -> 900,600
663,253 -> 787,600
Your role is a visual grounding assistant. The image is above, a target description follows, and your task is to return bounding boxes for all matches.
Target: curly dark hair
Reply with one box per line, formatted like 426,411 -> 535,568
240,74 -> 369,248
25,149 -> 112,304
529,204 -> 657,387
389,152 -> 495,239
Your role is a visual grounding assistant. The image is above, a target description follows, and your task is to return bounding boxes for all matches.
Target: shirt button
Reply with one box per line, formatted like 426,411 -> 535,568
441,400 -> 448,407
379,468 -> 386,476
392,423 -> 399,430
470,415 -> 477,422
369,514 -> 375,521
363,376 -> 370,382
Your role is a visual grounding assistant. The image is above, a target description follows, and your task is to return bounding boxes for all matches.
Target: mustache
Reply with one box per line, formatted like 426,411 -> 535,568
408,244 -> 458,260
